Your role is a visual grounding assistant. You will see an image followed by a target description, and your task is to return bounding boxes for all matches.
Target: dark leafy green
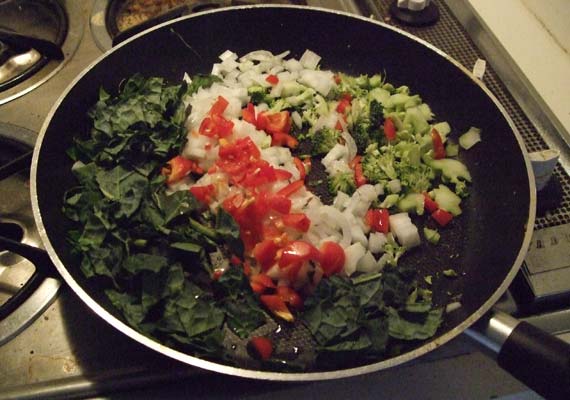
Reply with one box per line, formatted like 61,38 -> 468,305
63,74 -> 252,359
302,267 -> 442,367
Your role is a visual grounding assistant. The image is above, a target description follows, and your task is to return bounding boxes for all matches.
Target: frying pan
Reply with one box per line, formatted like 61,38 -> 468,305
27,5 -> 570,398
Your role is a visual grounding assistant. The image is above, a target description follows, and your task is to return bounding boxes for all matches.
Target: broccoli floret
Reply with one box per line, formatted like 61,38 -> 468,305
352,118 -> 372,153
248,85 -> 270,104
311,127 -> 341,156
328,171 -> 356,196
369,99 -> 384,127
362,143 -> 434,193
361,143 -> 398,183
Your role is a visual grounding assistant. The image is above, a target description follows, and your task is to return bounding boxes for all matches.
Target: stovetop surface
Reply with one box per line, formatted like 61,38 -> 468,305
1,1 -> 569,399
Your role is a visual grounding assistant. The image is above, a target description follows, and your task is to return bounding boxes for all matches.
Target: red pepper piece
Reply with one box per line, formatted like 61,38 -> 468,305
265,74 -> 279,85
319,241 -> 345,277
276,286 -> 303,310
431,128 -> 446,159
423,192 -> 439,213
431,208 -> 453,227
248,336 -> 273,361
260,295 -> 294,322
384,117 -> 397,141
282,213 -> 311,233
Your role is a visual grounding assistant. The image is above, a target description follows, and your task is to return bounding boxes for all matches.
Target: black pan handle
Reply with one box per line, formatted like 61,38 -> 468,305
0,237 -> 57,320
466,309 -> 570,400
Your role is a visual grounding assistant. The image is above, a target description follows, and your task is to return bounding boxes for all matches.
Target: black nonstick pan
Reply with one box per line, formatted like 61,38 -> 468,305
27,5 -> 570,399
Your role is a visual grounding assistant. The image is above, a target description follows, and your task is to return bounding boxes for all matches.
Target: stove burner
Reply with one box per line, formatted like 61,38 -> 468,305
0,0 -> 68,92
0,122 -> 60,345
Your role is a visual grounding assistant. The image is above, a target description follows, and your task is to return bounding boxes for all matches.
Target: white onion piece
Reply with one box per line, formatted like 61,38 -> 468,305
351,224 -> 368,247
357,184 -> 378,202
299,69 -> 335,96
322,144 -> 348,169
459,126 -> 482,150
344,242 -> 366,276
377,253 -> 389,271
389,213 -> 421,248
368,232 -> 387,254
219,50 -> 237,61
341,130 -> 358,161
356,251 -> 378,273
291,111 -> 303,129
299,49 -> 321,69
333,191 -> 350,210
320,206 -> 352,248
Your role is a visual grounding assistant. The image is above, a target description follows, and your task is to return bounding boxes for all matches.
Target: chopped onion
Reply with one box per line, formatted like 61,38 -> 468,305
389,212 -> 421,248
356,184 -> 378,202
459,127 -> 481,150
368,232 -> 387,254
356,251 -> 377,273
320,206 -> 352,248
344,242 -> 366,276
299,49 -> 321,70
341,130 -> 358,161
298,69 -> 335,96
333,191 -> 350,210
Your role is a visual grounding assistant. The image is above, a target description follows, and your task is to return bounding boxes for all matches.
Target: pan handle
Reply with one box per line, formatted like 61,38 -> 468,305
466,309 -> 570,400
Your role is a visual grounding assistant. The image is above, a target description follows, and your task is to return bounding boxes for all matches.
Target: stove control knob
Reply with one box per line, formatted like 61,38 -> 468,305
397,0 -> 430,12
390,0 -> 440,26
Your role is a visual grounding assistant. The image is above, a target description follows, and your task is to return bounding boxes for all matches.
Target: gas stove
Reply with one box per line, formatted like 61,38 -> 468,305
1,1 -> 569,399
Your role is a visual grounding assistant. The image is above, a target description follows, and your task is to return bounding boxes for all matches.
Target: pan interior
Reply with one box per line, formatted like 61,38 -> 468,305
33,6 -> 532,377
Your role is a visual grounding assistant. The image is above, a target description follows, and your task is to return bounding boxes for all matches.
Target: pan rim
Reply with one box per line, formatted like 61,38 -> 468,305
30,4 -> 537,381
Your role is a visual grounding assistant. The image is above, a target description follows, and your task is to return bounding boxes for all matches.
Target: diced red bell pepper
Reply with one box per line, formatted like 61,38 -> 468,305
253,239 -> 280,270
270,131 -> 298,148
267,193 -> 292,214
260,295 -> 294,322
365,208 -> 390,233
319,241 -> 345,277
189,184 -> 215,205
279,241 -> 321,269
293,157 -> 307,180
431,128 -> 446,159
248,336 -> 273,360
431,208 -> 453,227
256,111 -> 291,135
384,117 -> 397,141
199,114 -> 234,138
209,95 -> 229,116
161,155 -> 202,184
350,156 -> 367,187
277,180 -> 304,198
276,286 -> 303,310
336,93 -> 352,114
212,268 -> 225,281
242,102 -> 256,124
265,74 -> 279,85
423,192 -> 439,213
250,273 -> 276,294
335,120 -> 343,132
282,213 -> 311,233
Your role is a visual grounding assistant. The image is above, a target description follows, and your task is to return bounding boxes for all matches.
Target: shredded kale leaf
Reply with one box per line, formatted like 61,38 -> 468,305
62,74 -> 253,358
302,266 -> 443,367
